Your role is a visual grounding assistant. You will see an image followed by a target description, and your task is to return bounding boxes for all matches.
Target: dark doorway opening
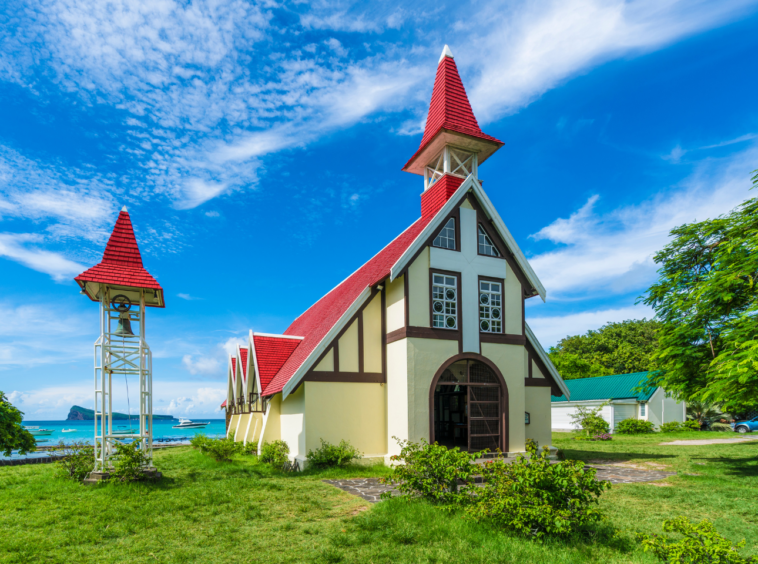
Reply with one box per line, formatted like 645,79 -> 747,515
432,359 -> 503,453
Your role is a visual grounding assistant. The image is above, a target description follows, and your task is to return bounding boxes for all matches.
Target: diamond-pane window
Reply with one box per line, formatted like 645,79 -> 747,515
432,274 -> 457,329
479,280 -> 502,333
433,218 -> 456,250
478,225 -> 500,257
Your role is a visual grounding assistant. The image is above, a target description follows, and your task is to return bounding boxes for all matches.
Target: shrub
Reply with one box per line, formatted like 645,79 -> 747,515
660,421 -> 683,433
381,437 -> 478,504
306,439 -> 362,468
194,433 -> 241,462
190,433 -> 210,449
593,433 -> 612,441
616,418 -> 655,434
637,517 -> 756,564
710,422 -> 733,432
466,441 -> 610,538
241,441 -> 258,456
260,440 -> 290,467
570,403 -> 610,435
111,441 -> 152,482
51,440 -> 94,481
683,420 -> 701,431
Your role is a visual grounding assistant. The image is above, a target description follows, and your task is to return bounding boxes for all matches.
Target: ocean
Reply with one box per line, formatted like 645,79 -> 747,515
3,419 -> 227,460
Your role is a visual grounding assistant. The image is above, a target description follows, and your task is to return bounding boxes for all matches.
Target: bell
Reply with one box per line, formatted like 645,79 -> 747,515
114,313 -> 134,337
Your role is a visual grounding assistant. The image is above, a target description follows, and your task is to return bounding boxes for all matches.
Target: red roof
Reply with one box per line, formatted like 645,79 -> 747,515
240,347 -> 248,382
403,53 -> 502,171
220,400 -> 227,408
262,216 -> 434,396
75,208 -> 165,307
254,336 -> 302,392
231,357 -> 237,381
421,175 -> 464,219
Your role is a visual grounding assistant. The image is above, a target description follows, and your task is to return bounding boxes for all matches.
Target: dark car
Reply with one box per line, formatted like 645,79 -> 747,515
731,417 -> 758,433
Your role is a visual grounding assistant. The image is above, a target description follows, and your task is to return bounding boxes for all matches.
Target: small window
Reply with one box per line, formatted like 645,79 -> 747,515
479,280 -> 502,333
433,218 -> 456,250
640,403 -> 646,416
432,274 -> 457,329
478,225 -> 500,257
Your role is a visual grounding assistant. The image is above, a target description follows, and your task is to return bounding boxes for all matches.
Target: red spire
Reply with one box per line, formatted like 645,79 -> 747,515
75,207 -> 165,307
403,46 -> 503,175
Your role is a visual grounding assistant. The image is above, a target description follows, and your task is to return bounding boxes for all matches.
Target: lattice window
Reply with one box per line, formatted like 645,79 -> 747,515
450,148 -> 474,178
425,152 -> 445,188
432,274 -> 458,329
433,218 -> 456,250
478,225 -> 500,257
479,280 -> 502,333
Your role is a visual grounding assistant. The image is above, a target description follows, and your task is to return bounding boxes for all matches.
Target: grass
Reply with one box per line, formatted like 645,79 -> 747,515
0,432 -> 756,563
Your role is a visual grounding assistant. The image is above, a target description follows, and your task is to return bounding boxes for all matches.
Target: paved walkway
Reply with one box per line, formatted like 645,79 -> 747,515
659,437 -> 758,446
323,464 -> 676,503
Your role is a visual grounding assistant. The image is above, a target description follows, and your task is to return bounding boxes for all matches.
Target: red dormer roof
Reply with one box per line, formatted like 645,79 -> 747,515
402,46 -> 503,175
262,216 -> 434,396
231,357 -> 237,380
240,347 -> 248,382
75,207 -> 165,307
220,399 -> 227,408
254,335 -> 302,392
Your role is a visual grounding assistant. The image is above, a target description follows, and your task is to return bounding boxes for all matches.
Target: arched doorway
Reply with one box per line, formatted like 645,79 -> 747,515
429,354 -> 508,453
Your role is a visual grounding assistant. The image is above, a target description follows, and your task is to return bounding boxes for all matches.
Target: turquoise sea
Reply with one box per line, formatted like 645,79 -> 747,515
4,419 -> 226,460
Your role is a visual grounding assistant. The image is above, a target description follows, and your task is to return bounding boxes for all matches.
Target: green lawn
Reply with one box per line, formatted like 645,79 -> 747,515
1,432 -> 757,563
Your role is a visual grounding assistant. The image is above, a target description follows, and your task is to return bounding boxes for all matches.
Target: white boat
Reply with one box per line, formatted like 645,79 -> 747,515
61,429 -> 77,433
112,427 -> 138,435
24,426 -> 54,436
172,418 -> 209,429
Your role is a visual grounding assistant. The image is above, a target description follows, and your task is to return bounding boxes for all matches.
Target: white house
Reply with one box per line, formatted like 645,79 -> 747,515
551,372 -> 685,432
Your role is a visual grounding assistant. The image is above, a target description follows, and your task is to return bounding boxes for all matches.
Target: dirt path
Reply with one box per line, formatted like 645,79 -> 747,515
659,437 -> 758,446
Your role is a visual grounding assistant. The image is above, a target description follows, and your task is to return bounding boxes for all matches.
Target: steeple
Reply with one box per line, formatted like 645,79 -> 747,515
403,45 -> 503,191
75,207 -> 165,307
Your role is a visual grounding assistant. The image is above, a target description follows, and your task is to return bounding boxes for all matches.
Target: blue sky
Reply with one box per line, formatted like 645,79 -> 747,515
1,0 -> 757,420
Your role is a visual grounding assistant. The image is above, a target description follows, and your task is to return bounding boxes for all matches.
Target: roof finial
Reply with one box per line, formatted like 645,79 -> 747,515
121,205 -> 128,213
438,44 -> 454,63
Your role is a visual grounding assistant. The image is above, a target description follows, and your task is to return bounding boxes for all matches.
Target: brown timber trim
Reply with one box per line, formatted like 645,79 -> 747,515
381,285 -> 387,379
528,351 -> 533,379
429,268 -> 463,353
358,312 -> 364,374
480,333 -> 526,345
386,326 -> 461,344
403,270 -> 409,328
524,378 -> 552,387
524,338 -> 563,396
303,372 -> 385,383
428,352 -> 509,453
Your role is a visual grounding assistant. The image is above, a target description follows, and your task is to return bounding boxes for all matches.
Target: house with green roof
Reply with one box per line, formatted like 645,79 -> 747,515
551,372 -> 685,432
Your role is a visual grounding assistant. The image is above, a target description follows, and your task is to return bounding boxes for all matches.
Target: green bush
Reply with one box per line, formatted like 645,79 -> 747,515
637,517 -> 756,563
381,437 -> 478,504
466,441 -> 610,538
616,418 -> 655,434
683,420 -> 701,431
306,439 -> 362,468
569,403 -> 610,436
660,421 -> 683,433
241,441 -> 258,456
260,440 -> 290,466
51,440 -> 95,481
111,441 -> 152,482
190,433 -> 210,449
710,422 -> 733,432
194,434 -> 241,462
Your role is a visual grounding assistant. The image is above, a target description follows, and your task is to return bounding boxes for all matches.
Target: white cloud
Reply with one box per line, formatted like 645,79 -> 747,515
528,304 -> 654,348
178,336 -> 245,378
182,354 -> 220,376
528,143 -> 758,299
177,293 -> 201,301
0,233 -> 85,282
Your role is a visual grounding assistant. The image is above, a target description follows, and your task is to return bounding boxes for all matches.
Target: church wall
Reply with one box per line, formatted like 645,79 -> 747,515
227,413 -> 240,439
481,342 -> 528,452
303,381 -> 387,460
259,393 -> 282,447
338,319 -> 359,372
363,292 -> 383,373
407,337 -> 459,445
524,386 -> 552,448
242,411 -> 264,444
386,274 -> 405,333
386,339 -> 409,457
408,248 -> 430,327
504,262 -> 523,335
281,385 -> 306,460
532,359 -> 545,379
313,347 -> 334,372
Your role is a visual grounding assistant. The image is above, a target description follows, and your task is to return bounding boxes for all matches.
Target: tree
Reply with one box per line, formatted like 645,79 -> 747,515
641,172 -> 758,410
548,319 -> 661,380
0,392 -> 36,457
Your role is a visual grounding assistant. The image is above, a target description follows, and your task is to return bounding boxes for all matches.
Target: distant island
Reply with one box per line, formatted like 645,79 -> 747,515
67,405 -> 175,421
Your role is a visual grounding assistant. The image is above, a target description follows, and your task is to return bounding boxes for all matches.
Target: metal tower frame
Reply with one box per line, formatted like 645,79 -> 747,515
93,286 -> 153,472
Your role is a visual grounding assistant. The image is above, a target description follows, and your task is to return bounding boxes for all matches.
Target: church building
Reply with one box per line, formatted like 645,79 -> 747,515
223,46 -> 569,466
